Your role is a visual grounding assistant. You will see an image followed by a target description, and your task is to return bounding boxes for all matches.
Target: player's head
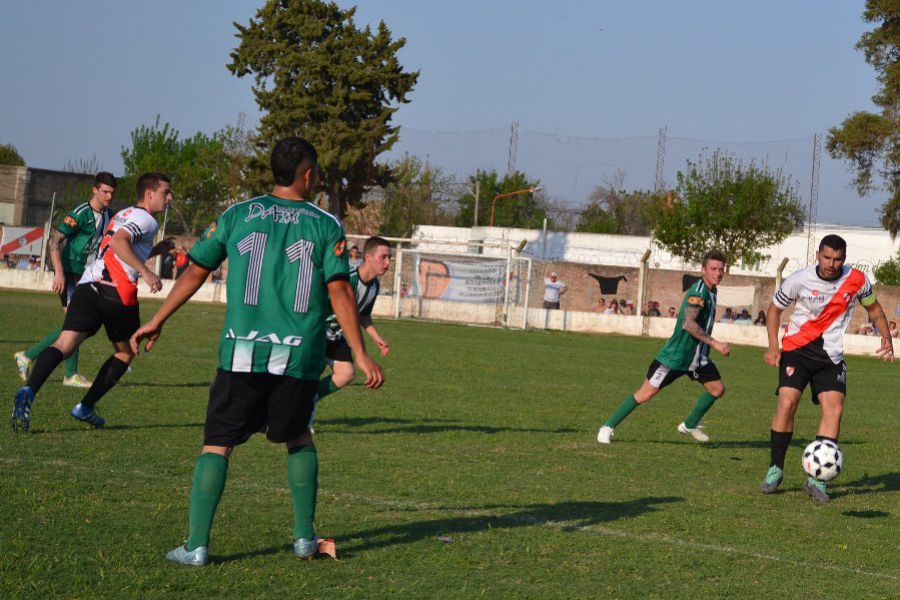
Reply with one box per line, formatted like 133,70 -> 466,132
362,236 -> 392,276
700,249 -> 726,286
136,172 -> 173,215
816,235 -> 847,279
91,172 -> 117,209
271,137 -> 318,196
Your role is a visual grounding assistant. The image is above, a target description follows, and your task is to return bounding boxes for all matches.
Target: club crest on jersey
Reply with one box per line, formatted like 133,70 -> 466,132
785,366 -> 795,377
687,296 -> 704,306
203,221 -> 217,239
842,292 -> 852,303
334,240 -> 346,256
225,329 -> 302,346
64,215 -> 78,227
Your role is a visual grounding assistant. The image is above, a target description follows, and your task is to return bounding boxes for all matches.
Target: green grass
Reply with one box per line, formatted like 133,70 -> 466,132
0,289 -> 897,598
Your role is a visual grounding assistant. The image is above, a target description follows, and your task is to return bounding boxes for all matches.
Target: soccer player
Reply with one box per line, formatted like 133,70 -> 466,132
760,234 -> 893,502
129,137 -> 383,566
10,173 -> 171,433
597,250 -> 730,444
317,236 -> 392,402
14,172 -> 117,388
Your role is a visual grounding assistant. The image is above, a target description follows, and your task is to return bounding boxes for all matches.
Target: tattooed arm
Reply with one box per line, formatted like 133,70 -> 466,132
682,305 -> 730,357
48,230 -> 68,295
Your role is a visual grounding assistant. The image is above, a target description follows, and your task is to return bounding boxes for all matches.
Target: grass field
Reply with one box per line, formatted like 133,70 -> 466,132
0,289 -> 897,598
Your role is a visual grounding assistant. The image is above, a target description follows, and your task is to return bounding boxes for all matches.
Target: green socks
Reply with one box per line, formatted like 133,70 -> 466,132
317,376 -> 339,400
605,395 -> 640,428
64,347 -> 79,378
684,391 -> 718,429
25,328 -> 61,360
187,453 -> 228,551
287,444 -> 318,540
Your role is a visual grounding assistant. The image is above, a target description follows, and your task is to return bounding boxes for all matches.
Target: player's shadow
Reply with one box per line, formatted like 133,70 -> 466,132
118,381 -> 210,388
28,422 -> 204,434
215,496 -> 683,563
697,440 -> 866,449
324,423 -> 579,435
831,471 -> 898,499
315,416 -> 459,428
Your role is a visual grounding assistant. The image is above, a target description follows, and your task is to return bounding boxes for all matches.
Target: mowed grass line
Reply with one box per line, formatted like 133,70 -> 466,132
0,289 -> 896,598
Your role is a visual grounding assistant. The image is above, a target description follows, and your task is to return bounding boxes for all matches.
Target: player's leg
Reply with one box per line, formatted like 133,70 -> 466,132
803,363 -> 847,502
13,279 -> 72,381
597,361 -> 671,444
317,338 -> 353,400
69,340 -> 134,427
61,275 -> 91,388
760,387 -> 803,493
678,364 -> 724,442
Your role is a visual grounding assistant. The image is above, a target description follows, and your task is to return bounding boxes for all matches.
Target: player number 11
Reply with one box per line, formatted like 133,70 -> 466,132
237,231 -> 315,312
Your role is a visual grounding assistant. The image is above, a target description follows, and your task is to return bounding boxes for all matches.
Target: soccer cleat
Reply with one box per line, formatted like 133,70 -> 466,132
677,422 -> 710,442
63,373 -> 93,388
597,425 -> 614,444
166,543 -> 209,566
11,386 -> 35,433
760,465 -> 784,493
293,537 -> 319,559
14,352 -> 32,382
70,403 -> 105,428
804,477 -> 830,503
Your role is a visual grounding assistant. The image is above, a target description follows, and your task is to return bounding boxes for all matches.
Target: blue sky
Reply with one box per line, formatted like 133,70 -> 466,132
0,1 -> 885,226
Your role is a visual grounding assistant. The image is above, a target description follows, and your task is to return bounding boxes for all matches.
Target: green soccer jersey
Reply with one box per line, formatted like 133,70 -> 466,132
189,195 -> 350,380
325,266 -> 380,342
655,278 -> 717,371
56,202 -> 113,275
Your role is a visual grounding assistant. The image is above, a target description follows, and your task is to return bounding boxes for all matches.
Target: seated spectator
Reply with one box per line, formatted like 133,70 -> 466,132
754,310 -> 766,326
856,320 -> 874,336
649,301 -> 661,317
667,306 -> 676,318
889,321 -> 898,338
15,256 -> 30,270
592,298 -> 607,313
603,301 -> 620,315
719,307 -> 734,324
734,308 -> 753,325
624,299 -> 636,315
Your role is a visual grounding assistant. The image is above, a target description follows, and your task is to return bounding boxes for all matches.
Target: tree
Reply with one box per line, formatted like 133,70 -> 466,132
228,0 -> 418,217
827,1 -> 900,238
0,144 -> 25,166
874,249 -> 900,285
649,150 -> 806,270
120,117 -> 231,237
455,170 -> 551,229
577,171 -> 658,235
378,155 -> 455,237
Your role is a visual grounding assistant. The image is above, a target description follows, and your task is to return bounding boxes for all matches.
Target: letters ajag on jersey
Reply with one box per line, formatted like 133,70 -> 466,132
225,329 -> 303,347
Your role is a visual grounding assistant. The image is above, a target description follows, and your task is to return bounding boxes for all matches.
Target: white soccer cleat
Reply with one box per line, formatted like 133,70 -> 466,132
677,422 -> 709,442
597,425 -> 614,444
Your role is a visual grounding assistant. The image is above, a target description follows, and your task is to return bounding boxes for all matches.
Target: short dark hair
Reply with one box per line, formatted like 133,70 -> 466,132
136,172 -> 170,201
94,171 -> 117,189
702,249 -> 727,266
271,137 -> 318,186
819,234 -> 847,254
363,236 -> 390,256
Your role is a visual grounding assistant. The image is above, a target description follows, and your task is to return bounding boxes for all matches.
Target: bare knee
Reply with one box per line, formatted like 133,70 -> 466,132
705,381 -> 725,398
634,382 -> 660,404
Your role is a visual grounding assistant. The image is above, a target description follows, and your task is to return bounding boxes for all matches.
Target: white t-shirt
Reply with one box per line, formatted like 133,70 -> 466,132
544,279 -> 565,303
80,206 -> 159,306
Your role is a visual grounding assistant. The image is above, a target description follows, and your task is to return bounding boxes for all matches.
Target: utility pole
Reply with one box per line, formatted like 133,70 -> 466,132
473,179 -> 481,227
654,126 -> 667,193
806,133 -> 821,266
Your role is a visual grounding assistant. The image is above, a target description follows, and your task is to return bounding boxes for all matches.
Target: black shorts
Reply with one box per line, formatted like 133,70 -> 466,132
326,336 -> 353,362
61,283 -> 140,342
59,272 -> 80,307
204,369 -> 318,446
543,301 -> 560,310
777,350 -> 846,404
646,359 -> 721,390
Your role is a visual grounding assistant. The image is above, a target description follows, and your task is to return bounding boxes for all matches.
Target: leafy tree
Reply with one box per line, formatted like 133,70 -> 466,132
649,149 -> 805,270
379,155 -> 455,237
228,0 -> 418,217
455,170 -> 550,229
827,1 -> 900,237
0,144 -> 25,166
120,117 -> 231,237
874,249 -> 900,285
577,171 -> 658,235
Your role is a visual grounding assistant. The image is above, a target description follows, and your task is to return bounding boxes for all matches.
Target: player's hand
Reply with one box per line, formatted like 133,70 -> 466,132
876,337 -> 894,362
374,337 -> 390,357
51,272 -> 66,295
764,348 -> 781,367
130,321 -> 163,354
355,353 -> 384,389
713,340 -> 730,357
143,271 -> 163,293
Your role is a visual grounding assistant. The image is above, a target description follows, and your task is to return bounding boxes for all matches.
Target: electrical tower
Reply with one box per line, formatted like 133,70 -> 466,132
654,126 -> 667,192
806,133 -> 822,266
507,121 -> 519,175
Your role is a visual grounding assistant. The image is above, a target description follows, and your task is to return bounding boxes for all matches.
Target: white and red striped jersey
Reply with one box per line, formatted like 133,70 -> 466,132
773,265 -> 876,364
79,206 -> 159,306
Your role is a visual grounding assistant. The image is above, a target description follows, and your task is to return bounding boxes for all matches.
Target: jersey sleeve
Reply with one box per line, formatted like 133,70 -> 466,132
189,215 -> 229,270
856,271 -> 877,307
684,286 -> 707,309
322,220 -> 350,284
772,272 -> 800,309
56,208 -> 82,238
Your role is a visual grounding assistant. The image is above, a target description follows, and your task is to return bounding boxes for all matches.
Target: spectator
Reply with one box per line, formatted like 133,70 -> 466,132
734,308 -> 753,325
889,321 -> 898,338
543,272 -> 567,310
856,320 -> 874,336
604,300 -> 620,315
754,310 -> 767,326
667,306 -> 676,318
592,298 -> 606,313
349,245 -> 363,269
645,301 -> 661,317
623,300 -> 636,315
720,307 -> 734,324
15,256 -> 30,270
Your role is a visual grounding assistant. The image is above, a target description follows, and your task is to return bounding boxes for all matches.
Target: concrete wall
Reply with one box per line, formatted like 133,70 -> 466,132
0,165 -> 27,225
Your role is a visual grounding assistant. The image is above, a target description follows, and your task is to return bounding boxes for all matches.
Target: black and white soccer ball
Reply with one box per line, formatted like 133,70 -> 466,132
802,440 -> 843,482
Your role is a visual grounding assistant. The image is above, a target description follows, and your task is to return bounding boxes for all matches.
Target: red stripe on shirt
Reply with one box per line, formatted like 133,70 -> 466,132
100,237 -> 138,306
782,269 -> 865,352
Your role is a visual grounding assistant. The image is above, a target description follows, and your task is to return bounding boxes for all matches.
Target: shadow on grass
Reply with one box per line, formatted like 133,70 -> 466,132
118,381 -> 210,388
831,471 -> 898,499
842,510 -> 890,518
325,423 -> 579,435
28,422 -> 204,434
214,496 -> 683,563
316,416 -> 459,428
628,440 -> 866,449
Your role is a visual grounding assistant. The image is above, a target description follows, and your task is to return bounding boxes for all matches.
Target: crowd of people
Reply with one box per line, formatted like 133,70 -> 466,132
1,254 -> 42,270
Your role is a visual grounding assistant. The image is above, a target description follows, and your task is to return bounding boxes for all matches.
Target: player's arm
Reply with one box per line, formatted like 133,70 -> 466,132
47,229 -> 69,294
330,279 -> 384,388
359,313 -> 389,357
764,302 -> 785,366
863,299 -> 895,362
682,305 -> 730,356
108,229 -> 162,292
130,263 -> 210,354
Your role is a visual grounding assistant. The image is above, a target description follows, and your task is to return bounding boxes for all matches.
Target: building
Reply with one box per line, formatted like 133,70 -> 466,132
0,165 -> 96,226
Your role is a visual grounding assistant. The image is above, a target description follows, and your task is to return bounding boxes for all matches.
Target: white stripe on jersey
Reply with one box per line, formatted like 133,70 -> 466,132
79,206 -> 159,286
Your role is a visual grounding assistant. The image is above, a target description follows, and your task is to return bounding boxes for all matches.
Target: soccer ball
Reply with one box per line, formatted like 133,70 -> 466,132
802,440 -> 843,481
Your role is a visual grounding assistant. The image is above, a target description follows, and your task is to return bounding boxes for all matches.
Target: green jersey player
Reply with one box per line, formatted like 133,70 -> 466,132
131,137 -> 384,566
14,172 -> 116,388
597,250 -> 731,444
317,235 -> 392,402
